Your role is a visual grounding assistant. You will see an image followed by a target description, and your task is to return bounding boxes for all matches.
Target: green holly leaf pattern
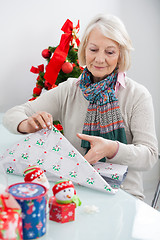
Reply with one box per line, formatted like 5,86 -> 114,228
6,167 -> 14,174
104,186 -> 112,191
52,126 -> 59,133
21,153 -> 29,160
36,139 -> 45,146
111,173 -> 119,180
9,150 -> 15,155
24,137 -> 30,142
37,159 -> 44,165
68,151 -> 76,157
53,164 -> 60,171
69,171 -> 77,178
86,177 -> 94,184
52,145 -> 61,151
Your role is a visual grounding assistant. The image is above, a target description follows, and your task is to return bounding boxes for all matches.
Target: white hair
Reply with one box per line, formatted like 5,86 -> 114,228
78,14 -> 133,72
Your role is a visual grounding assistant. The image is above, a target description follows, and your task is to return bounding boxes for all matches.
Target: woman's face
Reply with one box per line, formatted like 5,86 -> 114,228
85,27 -> 120,82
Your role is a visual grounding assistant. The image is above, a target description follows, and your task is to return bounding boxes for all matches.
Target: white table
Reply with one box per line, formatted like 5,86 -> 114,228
1,113 -> 160,240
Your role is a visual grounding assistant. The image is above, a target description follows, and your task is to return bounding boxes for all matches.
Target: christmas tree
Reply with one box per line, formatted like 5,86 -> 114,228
30,19 -> 83,101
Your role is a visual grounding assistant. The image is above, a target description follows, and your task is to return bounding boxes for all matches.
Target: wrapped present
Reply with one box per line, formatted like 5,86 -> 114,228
0,184 -> 23,240
8,182 -> 47,240
49,196 -> 76,223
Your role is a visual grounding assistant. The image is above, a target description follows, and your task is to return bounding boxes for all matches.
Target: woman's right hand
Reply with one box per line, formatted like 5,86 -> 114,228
17,111 -> 53,133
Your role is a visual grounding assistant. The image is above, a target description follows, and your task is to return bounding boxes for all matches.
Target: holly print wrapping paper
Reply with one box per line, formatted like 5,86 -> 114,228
93,162 -> 128,189
0,126 -> 127,194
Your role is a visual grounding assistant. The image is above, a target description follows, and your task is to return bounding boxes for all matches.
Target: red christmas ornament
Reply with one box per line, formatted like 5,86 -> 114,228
33,86 -> 42,96
42,49 -> 51,59
61,62 -> 73,74
54,123 -> 63,132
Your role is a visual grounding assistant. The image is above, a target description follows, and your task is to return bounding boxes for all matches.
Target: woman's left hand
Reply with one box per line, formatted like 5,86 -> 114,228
77,133 -> 118,164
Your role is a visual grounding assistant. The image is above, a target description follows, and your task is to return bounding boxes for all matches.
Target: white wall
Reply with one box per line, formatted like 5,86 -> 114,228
0,0 -> 120,111
0,0 -> 159,193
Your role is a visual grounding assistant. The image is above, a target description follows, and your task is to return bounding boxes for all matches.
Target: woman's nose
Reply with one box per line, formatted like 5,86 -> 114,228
95,52 -> 105,63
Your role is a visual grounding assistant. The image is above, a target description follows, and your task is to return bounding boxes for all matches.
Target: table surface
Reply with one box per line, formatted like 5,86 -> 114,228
1,113 -> 160,240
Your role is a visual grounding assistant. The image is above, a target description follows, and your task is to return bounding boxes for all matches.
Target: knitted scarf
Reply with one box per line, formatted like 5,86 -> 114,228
80,67 -> 127,159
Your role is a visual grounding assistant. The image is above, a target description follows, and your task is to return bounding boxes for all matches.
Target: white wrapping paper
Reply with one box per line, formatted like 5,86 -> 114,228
0,126 -> 127,194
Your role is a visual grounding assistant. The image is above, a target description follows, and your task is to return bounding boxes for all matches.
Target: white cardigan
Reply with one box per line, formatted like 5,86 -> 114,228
3,76 -> 158,200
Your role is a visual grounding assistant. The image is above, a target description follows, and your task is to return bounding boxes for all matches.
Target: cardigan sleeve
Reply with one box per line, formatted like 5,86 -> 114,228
2,82 -> 67,134
107,87 -> 158,171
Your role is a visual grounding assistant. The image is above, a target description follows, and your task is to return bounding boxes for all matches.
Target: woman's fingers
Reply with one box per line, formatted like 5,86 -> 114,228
45,112 -> 53,129
27,116 -> 40,130
18,112 -> 53,133
29,111 -> 53,130
77,133 -> 94,143
77,133 -> 99,163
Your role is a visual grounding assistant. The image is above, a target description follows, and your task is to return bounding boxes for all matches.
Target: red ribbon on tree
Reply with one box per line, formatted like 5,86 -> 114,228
44,19 -> 80,86
30,64 -> 44,74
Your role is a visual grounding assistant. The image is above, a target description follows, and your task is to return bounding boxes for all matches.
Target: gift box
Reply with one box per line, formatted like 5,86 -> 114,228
8,182 -> 47,240
49,196 -> 76,223
0,192 -> 23,240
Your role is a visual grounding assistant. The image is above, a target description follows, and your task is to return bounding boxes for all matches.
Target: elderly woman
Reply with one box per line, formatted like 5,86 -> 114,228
3,14 -> 158,200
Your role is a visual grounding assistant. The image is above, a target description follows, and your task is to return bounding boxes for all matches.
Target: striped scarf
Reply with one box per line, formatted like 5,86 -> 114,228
80,67 -> 127,159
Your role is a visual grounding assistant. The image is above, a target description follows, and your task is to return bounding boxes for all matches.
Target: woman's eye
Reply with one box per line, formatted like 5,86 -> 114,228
106,51 -> 114,55
90,49 -> 97,52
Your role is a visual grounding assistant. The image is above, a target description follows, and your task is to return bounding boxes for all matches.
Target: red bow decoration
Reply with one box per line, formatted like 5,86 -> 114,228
30,64 -> 44,74
44,19 -> 80,86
